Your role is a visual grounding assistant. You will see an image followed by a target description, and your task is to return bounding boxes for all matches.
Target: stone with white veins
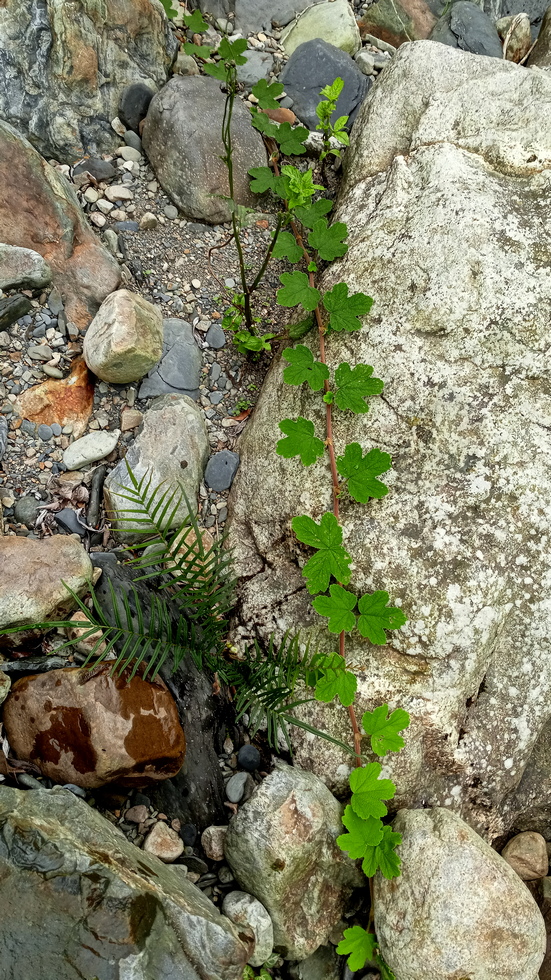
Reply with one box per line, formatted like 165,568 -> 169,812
227,41 -> 551,840
63,429 -> 120,470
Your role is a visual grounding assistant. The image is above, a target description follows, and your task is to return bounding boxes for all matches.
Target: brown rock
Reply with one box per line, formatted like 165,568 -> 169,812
262,107 -> 297,124
496,13 -> 532,62
359,0 -> 436,47
0,120 -> 120,329
2,664 -> 186,789
143,820 -> 185,862
65,610 -> 107,658
0,534 -> 92,638
502,832 -> 549,881
125,804 -> 149,824
15,358 -> 95,439
201,825 -> 227,861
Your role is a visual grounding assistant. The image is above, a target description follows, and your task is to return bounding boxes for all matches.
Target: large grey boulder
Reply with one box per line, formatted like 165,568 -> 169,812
0,786 -> 251,980
374,808 -> 546,980
142,75 -> 266,224
104,393 -> 209,541
227,42 -> 551,840
0,0 -> 176,162
224,761 -> 362,961
429,0 -> 503,56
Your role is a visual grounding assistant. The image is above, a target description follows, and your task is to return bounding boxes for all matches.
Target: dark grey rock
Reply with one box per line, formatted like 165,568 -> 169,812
61,783 -> 86,798
114,220 -> 140,232
20,420 -> 36,436
184,855 -> 209,875
51,423 -> 62,436
205,450 -> 240,491
72,158 -> 117,182
15,774 -> 44,790
37,424 -> 53,441
124,130 -> 143,152
180,823 -> 198,847
14,496 -> 41,527
209,362 -> 222,384
0,295 -> 32,331
237,50 -> 275,87
32,324 -> 46,338
206,325 -> 226,349
429,1 -> 503,56
226,771 -> 255,804
47,287 -> 64,316
209,391 -> 225,405
280,39 -> 370,132
119,82 -> 156,132
140,318 -> 202,398
54,508 -> 87,537
237,744 -> 261,772
0,416 -> 8,464
233,0 -> 314,32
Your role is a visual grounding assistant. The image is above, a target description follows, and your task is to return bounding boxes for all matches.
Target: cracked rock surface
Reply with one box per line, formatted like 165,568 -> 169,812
227,41 -> 551,840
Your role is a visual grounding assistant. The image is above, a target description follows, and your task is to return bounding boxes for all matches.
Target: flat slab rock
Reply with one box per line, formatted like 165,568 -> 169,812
0,785 -> 251,980
227,42 -> 551,839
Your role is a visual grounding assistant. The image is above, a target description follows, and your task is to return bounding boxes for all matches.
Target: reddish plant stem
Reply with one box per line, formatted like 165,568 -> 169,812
289,213 -> 363,766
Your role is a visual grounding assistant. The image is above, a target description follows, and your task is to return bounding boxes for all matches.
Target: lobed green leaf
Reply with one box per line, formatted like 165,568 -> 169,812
337,927 -> 378,974
277,417 -> 325,466
323,283 -> 373,333
308,218 -> 348,262
349,762 -> 396,820
295,198 -> 333,228
277,271 -> 320,312
357,593 -> 407,645
292,512 -> 352,595
251,78 -> 285,109
334,362 -> 384,414
336,444 -> 390,503
282,344 -> 329,391
272,231 -> 303,264
314,652 -> 357,706
312,584 -> 356,633
361,704 -> 411,755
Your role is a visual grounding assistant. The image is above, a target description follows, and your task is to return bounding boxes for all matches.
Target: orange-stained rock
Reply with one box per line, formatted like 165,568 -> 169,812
262,107 -> 297,125
0,119 -> 120,328
15,358 -> 94,438
3,664 -> 186,789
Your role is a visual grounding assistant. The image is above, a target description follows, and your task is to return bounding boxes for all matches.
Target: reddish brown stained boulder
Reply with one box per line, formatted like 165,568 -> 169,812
15,358 -> 95,439
2,664 -> 186,789
0,119 -> 120,329
359,0 -> 436,47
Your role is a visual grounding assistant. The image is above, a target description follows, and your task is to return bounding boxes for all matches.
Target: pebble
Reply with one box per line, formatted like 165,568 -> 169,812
54,508 -> 86,536
237,744 -> 261,772
226,771 -> 252,804
201,825 -> 228,862
43,365 -> 64,378
16,774 -> 44,790
205,450 -> 240,491
90,213 -> 107,228
104,185 -> 134,203
84,187 -> 99,203
164,205 -> 179,220
124,130 -> 143,152
37,423 -> 53,441
27,345 -> 54,361
140,212 -> 158,230
180,823 -> 197,847
183,855 -> 209,875
125,804 -> 149,824
205,324 -> 226,349
14,495 -> 41,526
143,821 -> 184,862
118,146 -> 142,162
62,429 -> 120,470
61,783 -> 87,798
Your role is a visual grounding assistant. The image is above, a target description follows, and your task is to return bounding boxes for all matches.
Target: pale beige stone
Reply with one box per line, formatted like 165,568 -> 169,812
502,831 -> 549,881
143,821 -> 185,862
83,289 -> 163,384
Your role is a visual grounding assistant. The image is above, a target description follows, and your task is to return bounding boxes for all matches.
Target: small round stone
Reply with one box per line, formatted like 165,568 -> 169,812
164,205 -> 179,220
237,744 -> 261,772
226,771 -> 254,804
51,423 -> 62,436
14,495 -> 41,526
201,825 -> 227,861
37,423 -> 53,441
180,823 -> 197,847
143,821 -> 184,862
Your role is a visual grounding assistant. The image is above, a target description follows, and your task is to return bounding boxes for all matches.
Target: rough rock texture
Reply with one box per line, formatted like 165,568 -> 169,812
0,120 -> 120,329
222,890 -> 274,967
0,786 -> 251,980
496,12 -> 532,61
14,358 -> 95,439
227,41 -> 551,839
0,670 -> 11,706
502,832 -> 549,880
281,0 -> 362,55
2,664 -> 186,789
374,808 -> 546,980
224,761 -> 362,961
359,0 -> 436,47
0,0 -> 177,162
528,6 -> 551,65
0,244 -> 51,291
0,535 -> 92,636
279,40 -> 370,132
142,75 -> 265,224
190,0 -> 313,30
105,393 -> 209,542
143,821 -> 185,862
83,289 -> 163,383
139,318 -> 202,399
429,0 -> 503,56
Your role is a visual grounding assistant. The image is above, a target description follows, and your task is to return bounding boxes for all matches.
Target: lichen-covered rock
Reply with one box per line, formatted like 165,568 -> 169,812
0,245 -> 51,291
0,120 -> 120,328
0,0 -> 177,162
83,289 -> 163,383
105,393 -> 209,541
224,761 -> 362,961
2,664 -> 186,789
0,785 -> 251,980
142,75 -> 265,224
374,808 -> 546,980
281,0 -> 362,55
227,42 -> 551,839
0,535 -> 92,637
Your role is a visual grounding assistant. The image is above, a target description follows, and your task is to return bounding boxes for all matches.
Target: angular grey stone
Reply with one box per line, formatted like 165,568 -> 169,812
279,39 -> 370,131
237,50 -> 275,87
205,450 -> 240,491
206,324 -> 226,349
0,2 -> 177,162
158,341 -> 202,390
0,786 -> 250,980
142,75 -> 266,224
73,158 -> 117,181
429,1 -> 503,56
222,891 -> 274,968
13,495 -> 41,527
105,394 -> 209,542
0,245 -> 51,291
528,5 -> 551,66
